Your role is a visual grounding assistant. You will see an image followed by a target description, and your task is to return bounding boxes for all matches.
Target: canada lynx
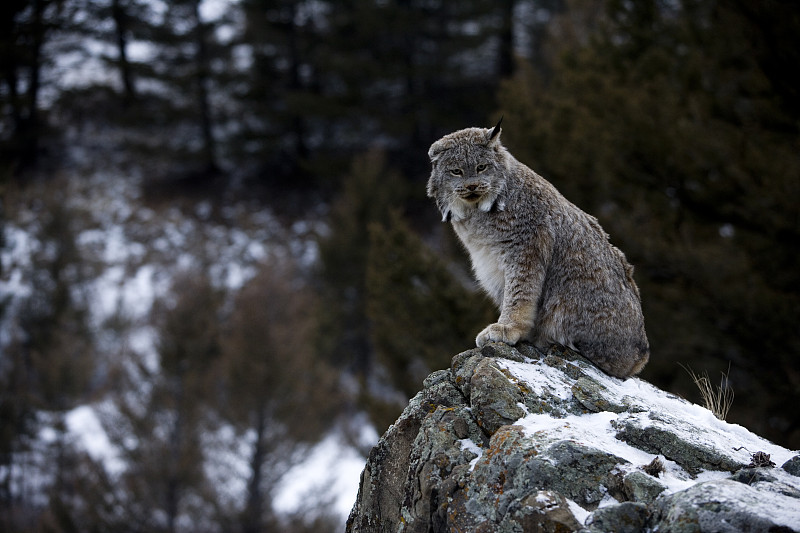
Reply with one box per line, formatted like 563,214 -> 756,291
427,119 -> 649,378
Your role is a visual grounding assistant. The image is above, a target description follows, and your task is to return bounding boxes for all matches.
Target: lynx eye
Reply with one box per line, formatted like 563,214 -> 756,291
476,163 -> 488,172
449,168 -> 463,176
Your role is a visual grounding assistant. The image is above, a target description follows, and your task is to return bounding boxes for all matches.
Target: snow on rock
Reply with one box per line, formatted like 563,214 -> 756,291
346,342 -> 800,533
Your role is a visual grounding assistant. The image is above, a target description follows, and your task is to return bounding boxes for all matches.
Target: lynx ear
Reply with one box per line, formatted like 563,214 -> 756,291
488,115 -> 503,145
428,143 -> 446,165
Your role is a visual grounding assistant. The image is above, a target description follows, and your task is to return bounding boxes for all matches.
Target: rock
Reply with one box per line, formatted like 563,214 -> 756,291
650,473 -> 800,533
346,370 -> 466,533
782,455 -> 800,476
469,357 -> 526,435
621,470 -> 666,505
612,415 -> 744,475
451,349 -> 483,398
399,404 -> 484,532
521,440 -> 627,508
346,343 -> 800,533
504,490 -> 584,532
572,376 -> 626,414
480,341 -> 527,362
585,502 -> 648,533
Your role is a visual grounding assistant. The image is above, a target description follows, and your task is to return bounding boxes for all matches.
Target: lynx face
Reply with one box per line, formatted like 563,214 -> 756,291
427,127 -> 508,222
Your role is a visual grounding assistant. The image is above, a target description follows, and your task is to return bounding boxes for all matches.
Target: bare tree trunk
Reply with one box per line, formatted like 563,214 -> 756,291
241,405 -> 267,533
165,379 -> 184,533
498,0 -> 515,78
286,1 -> 309,164
111,0 -> 136,106
12,0 -> 48,170
191,0 -> 219,174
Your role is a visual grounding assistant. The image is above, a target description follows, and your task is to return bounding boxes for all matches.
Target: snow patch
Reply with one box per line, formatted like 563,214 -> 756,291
66,405 -> 126,476
497,357 -> 796,481
500,358 -> 574,401
566,498 -> 590,525
458,438 -> 484,471
273,429 -> 375,522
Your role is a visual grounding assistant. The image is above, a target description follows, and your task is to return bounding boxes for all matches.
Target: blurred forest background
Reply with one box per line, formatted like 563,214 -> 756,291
1,0 -> 799,531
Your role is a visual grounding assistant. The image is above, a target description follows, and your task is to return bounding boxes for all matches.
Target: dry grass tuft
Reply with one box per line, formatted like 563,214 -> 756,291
681,363 -> 735,421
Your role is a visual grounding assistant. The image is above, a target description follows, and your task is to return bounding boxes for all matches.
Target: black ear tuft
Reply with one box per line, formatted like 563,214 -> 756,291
489,115 -> 503,141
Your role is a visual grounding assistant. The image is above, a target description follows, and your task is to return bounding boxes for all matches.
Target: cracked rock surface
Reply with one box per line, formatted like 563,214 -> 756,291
346,343 -> 800,532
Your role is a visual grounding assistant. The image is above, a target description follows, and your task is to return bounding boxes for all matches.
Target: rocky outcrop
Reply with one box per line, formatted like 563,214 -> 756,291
346,343 -> 800,532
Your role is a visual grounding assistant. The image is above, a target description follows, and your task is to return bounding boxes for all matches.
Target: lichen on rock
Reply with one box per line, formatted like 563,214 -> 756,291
346,343 -> 800,532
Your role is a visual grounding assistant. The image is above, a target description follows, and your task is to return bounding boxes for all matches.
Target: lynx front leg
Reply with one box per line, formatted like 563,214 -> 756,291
476,321 -> 527,347
476,277 -> 539,348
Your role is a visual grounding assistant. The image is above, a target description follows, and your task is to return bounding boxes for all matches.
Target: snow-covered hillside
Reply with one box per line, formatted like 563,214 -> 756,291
1,163 -> 374,531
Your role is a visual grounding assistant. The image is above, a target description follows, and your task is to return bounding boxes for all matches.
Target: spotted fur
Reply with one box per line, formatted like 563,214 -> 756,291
427,124 -> 649,378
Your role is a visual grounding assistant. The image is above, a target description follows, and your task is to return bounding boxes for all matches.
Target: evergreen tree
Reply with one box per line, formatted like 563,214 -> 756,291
321,0 -> 503,174
366,211 -> 493,402
235,0 -> 324,188
98,271 -> 223,533
221,260 -> 339,533
57,0 -> 154,107
235,0 -> 512,191
102,0 -> 236,184
0,0 -> 62,173
497,0 -> 800,447
316,150 -> 407,377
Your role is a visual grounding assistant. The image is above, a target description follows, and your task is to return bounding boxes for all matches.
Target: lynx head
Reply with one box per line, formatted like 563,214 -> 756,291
427,117 -> 510,222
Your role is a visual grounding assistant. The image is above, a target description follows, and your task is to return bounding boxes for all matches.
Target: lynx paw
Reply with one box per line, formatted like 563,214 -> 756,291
476,323 -> 524,348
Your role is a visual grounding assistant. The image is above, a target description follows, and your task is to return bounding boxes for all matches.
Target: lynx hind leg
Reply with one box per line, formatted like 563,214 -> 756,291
574,338 -> 649,379
626,350 -> 649,377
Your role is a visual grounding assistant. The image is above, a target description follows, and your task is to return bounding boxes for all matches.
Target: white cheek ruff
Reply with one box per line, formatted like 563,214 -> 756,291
444,192 -> 503,222
478,192 -> 500,213
445,199 -> 469,222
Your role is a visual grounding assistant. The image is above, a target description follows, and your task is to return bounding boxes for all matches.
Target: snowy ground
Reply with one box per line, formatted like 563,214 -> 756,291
492,356 -> 800,529
64,403 -> 374,525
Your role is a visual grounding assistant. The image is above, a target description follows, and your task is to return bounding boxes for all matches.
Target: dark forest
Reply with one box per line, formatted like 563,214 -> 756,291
1,0 -> 799,531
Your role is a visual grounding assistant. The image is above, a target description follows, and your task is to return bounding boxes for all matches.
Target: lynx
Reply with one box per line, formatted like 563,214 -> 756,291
427,119 -> 649,378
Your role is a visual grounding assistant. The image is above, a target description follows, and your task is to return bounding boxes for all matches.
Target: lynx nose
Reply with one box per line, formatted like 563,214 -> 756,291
466,184 -> 478,191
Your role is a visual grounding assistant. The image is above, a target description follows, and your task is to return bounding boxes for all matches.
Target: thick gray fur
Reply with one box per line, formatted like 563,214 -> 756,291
427,124 -> 649,378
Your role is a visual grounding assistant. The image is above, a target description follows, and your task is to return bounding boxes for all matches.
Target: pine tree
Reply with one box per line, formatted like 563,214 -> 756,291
235,0 -> 323,188
316,150 -> 407,377
366,211 -> 493,401
119,0 -> 234,183
320,0 -> 503,175
497,0 -> 800,447
221,260 -> 339,533
0,0 -> 62,173
98,271 -> 223,532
